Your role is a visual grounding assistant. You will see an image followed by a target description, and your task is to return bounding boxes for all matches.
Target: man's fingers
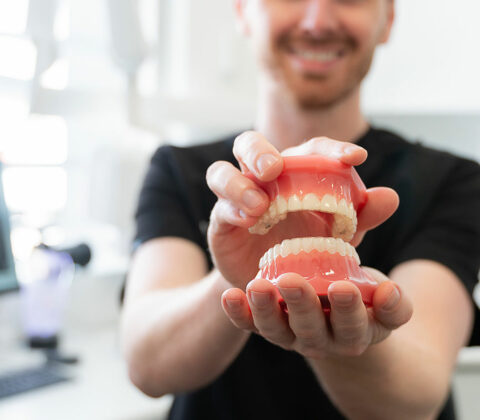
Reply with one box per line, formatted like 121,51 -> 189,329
282,137 -> 368,166
354,187 -> 399,238
206,160 -> 269,218
276,273 -> 328,358
222,288 -> 257,331
372,280 -> 413,330
209,199 -> 257,231
246,278 -> 296,349
233,131 -> 283,181
327,281 -> 370,356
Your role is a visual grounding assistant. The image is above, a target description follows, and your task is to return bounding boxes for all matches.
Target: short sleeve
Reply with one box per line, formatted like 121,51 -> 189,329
391,157 -> 480,296
133,146 -> 201,252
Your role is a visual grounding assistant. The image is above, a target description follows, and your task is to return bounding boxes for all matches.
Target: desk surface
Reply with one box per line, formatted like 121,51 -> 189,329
0,269 -> 173,420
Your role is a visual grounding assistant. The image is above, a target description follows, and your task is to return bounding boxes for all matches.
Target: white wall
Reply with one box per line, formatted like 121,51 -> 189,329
364,0 -> 480,113
141,0 -> 480,139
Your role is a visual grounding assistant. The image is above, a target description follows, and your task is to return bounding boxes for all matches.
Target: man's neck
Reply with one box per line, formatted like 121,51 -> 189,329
254,85 -> 369,152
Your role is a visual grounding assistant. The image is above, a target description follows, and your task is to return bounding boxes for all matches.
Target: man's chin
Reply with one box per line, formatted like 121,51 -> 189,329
292,89 -> 352,111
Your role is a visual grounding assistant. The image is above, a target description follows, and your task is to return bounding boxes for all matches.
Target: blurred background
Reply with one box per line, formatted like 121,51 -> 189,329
0,0 -> 479,419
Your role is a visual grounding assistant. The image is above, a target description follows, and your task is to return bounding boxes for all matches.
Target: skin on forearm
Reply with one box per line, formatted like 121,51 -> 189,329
308,331 -> 448,420
121,269 -> 250,397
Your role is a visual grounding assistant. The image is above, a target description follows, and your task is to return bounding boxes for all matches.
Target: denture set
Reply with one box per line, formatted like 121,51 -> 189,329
250,155 -> 378,312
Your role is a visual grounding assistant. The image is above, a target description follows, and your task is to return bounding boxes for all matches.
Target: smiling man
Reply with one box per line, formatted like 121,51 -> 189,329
121,1 -> 480,419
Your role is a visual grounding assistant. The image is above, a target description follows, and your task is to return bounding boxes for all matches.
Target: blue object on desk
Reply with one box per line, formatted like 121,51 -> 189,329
0,364 -> 70,399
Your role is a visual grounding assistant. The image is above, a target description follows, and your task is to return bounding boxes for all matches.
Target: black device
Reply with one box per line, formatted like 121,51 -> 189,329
0,364 -> 70,399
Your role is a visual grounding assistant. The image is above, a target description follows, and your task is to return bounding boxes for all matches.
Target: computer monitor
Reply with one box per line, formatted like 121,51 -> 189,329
0,162 -> 17,293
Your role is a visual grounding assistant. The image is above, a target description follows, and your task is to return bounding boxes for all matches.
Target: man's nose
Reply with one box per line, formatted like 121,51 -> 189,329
299,0 -> 339,35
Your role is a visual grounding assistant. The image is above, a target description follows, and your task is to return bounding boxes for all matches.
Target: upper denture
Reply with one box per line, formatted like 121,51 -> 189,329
248,155 -> 366,241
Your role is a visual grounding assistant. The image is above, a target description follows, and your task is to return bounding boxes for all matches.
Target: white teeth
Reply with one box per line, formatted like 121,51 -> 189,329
302,193 -> 321,210
337,198 -> 348,216
291,238 -> 302,255
302,237 -> 314,253
277,195 -> 287,213
249,193 -> 357,241
280,243 -> 289,258
297,50 -> 339,62
320,194 -> 337,212
258,237 -> 360,270
336,237 -> 347,256
273,244 -> 281,261
287,194 -> 302,211
325,238 -> 336,254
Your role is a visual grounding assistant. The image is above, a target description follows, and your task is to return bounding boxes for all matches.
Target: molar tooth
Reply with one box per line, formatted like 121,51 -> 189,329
302,237 -> 314,253
320,194 -> 337,213
276,195 -> 288,215
287,194 -> 302,211
302,193 -> 321,210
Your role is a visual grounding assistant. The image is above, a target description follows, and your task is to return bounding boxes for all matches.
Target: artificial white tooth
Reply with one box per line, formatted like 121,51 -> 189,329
273,244 -> 281,260
267,248 -> 274,265
302,193 -> 321,210
276,195 -> 288,215
352,248 -> 361,265
326,238 -> 337,254
320,194 -> 337,213
260,254 -> 266,268
348,201 -> 355,215
291,238 -> 302,255
287,194 -> 302,211
268,201 -> 277,219
314,237 -> 326,253
302,237 -> 314,253
336,238 -> 347,256
337,198 -> 348,216
280,240 -> 290,258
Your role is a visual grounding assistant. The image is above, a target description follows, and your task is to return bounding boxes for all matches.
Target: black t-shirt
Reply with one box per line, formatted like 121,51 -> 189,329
134,127 -> 480,420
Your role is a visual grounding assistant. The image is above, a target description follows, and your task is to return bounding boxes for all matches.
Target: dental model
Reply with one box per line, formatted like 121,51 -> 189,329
250,155 -> 378,312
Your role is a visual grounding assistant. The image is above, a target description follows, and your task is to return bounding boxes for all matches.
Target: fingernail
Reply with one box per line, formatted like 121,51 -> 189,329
242,189 -> 263,209
332,292 -> 354,305
226,299 -> 241,310
383,286 -> 400,311
344,145 -> 360,154
250,291 -> 271,307
279,287 -> 302,300
256,153 -> 279,175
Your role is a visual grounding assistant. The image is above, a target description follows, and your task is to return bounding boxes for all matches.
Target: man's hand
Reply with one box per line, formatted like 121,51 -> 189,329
206,131 -> 399,289
221,268 -> 413,359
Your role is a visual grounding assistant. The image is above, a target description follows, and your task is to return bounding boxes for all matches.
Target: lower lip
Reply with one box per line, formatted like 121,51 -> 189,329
289,51 -> 343,74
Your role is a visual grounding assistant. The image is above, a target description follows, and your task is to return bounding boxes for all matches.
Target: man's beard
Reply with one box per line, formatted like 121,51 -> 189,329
262,37 -> 376,111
